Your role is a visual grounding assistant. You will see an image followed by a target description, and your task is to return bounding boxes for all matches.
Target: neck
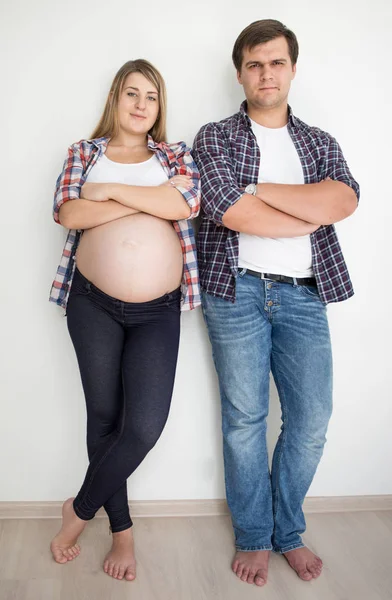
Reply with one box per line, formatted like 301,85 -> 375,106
247,101 -> 289,129
109,130 -> 148,149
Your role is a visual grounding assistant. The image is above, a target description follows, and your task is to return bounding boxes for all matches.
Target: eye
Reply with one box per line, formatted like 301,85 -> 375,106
147,96 -> 157,101
249,63 -> 259,69
127,92 -> 137,97
272,61 -> 284,66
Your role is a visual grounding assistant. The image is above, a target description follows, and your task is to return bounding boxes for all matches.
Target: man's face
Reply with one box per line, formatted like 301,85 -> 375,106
237,36 -> 296,111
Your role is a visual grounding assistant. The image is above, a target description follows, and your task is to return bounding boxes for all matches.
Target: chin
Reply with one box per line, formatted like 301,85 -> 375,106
123,124 -> 150,135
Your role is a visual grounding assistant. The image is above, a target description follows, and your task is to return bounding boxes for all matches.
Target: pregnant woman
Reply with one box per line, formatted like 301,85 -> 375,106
49,59 -> 200,581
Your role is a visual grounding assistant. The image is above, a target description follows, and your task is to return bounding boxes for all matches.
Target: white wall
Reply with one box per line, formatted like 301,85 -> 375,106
1,0 -> 391,502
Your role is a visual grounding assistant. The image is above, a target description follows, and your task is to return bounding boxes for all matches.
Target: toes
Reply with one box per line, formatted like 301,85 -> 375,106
236,564 -> 244,579
103,560 -> 109,573
309,563 -> 323,578
241,567 -> 250,582
231,559 -> 239,573
53,550 -> 68,564
255,569 -> 267,587
298,569 -> 313,581
125,568 -> 136,581
247,570 -> 256,584
117,566 -> 125,580
112,564 -> 120,579
108,562 -> 115,577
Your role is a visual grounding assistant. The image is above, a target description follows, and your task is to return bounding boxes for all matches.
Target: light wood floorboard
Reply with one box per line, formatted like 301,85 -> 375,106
0,511 -> 391,599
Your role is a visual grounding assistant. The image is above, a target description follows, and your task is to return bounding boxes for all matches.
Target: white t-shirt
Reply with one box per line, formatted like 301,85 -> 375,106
238,119 -> 313,278
86,152 -> 168,186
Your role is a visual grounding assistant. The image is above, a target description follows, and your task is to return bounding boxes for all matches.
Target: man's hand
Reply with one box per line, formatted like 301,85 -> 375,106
81,182 -> 111,202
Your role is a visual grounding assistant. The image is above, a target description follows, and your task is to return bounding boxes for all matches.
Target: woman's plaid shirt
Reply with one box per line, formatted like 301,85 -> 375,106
193,102 -> 360,305
49,136 -> 201,311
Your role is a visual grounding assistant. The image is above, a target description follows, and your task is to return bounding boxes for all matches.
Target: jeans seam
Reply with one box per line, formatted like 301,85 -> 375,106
271,361 -> 289,525
110,520 -> 133,533
235,545 -> 273,552
273,541 -> 305,554
75,367 -> 127,517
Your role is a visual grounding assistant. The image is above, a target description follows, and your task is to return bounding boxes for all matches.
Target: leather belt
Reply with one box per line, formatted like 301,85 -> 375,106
243,269 -> 317,287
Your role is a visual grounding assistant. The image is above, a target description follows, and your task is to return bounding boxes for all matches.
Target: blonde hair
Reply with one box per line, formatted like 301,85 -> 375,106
91,59 -> 167,142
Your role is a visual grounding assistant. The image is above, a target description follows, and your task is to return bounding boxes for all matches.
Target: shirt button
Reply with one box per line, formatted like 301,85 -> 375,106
267,283 -> 272,289
268,301 -> 273,307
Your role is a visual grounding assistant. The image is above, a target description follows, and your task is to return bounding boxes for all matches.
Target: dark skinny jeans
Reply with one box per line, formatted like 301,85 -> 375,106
67,268 -> 181,532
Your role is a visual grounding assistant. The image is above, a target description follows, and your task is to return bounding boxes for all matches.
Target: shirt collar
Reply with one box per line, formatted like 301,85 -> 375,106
89,134 -> 160,151
239,100 -> 299,129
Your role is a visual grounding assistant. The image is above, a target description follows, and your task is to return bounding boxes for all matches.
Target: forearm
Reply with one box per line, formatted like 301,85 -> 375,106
222,194 -> 319,237
108,183 -> 191,220
58,199 -> 139,230
256,180 -> 357,225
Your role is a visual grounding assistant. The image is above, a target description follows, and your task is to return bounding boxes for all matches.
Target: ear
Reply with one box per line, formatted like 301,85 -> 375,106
291,63 -> 297,81
237,70 -> 242,85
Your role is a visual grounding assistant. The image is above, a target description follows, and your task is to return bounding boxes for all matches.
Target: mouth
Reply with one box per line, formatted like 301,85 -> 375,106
130,114 -> 147,120
259,87 -> 278,91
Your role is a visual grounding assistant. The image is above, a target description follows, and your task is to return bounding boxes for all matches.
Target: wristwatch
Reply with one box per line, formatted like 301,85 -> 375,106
245,183 -> 257,195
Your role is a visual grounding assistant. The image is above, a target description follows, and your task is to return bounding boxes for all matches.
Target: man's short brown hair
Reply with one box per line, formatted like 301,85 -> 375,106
232,19 -> 299,71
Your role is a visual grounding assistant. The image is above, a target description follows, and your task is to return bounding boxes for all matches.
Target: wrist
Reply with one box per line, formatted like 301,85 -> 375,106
108,183 -> 122,201
256,183 -> 268,196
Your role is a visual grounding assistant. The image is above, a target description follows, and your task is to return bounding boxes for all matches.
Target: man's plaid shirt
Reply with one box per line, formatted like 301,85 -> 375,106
193,101 -> 359,304
49,136 -> 201,312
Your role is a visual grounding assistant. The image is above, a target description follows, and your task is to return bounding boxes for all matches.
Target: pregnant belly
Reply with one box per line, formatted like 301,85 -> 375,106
76,213 -> 183,302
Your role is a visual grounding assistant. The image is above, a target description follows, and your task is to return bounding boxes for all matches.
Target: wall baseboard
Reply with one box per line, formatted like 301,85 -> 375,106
0,496 -> 391,520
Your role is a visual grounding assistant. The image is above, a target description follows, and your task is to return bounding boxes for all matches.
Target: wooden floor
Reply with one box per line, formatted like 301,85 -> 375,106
0,511 -> 391,600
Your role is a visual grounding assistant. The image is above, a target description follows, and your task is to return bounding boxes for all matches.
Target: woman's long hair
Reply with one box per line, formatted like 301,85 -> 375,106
91,59 -> 167,143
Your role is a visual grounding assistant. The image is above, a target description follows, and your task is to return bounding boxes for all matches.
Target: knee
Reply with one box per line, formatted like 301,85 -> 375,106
125,420 -> 167,453
86,408 -> 121,448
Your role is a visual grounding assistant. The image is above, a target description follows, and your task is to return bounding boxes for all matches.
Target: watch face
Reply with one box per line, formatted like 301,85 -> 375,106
246,184 -> 256,195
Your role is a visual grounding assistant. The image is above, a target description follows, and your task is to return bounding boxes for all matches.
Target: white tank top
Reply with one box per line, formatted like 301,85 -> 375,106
86,152 -> 168,186
238,119 -> 313,278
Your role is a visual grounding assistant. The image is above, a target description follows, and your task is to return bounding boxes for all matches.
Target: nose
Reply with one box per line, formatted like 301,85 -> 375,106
260,66 -> 273,81
135,97 -> 146,111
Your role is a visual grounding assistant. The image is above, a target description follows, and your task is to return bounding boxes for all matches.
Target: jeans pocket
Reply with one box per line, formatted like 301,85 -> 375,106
297,284 -> 320,300
236,268 -> 247,279
70,278 -> 91,297
165,288 -> 181,310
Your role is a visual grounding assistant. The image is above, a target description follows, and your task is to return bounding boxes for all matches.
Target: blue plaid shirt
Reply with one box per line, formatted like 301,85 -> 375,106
193,101 -> 359,305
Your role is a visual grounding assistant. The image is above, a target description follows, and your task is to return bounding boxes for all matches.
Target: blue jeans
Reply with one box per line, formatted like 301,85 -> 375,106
201,271 -> 333,553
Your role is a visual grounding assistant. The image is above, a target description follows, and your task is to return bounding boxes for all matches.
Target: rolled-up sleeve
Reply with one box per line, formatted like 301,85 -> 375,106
53,143 -> 83,224
325,135 -> 360,203
193,123 -> 244,225
172,143 -> 201,220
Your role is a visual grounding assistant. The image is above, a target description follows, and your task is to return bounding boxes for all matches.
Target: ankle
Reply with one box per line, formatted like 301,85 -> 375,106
112,528 -> 133,540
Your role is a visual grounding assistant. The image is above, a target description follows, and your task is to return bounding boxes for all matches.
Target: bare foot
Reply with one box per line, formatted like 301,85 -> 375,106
283,547 -> 323,581
50,498 -> 86,564
232,550 -> 270,586
103,528 -> 136,581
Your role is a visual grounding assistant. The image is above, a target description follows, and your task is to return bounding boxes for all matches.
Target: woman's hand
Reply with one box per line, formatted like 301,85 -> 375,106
81,182 -> 111,202
161,175 -> 194,190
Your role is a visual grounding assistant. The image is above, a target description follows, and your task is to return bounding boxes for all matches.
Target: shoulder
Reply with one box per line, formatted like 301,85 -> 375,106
293,115 -> 338,147
160,140 -> 190,155
67,137 -> 108,156
157,140 -> 197,165
194,111 -> 245,148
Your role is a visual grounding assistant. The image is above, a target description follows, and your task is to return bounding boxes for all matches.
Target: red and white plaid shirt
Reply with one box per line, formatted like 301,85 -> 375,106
49,136 -> 201,311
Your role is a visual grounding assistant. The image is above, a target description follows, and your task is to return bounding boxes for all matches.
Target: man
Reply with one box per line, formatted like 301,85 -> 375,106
193,19 -> 359,587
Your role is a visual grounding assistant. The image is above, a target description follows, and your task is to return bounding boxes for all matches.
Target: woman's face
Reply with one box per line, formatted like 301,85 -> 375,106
117,72 -> 160,136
